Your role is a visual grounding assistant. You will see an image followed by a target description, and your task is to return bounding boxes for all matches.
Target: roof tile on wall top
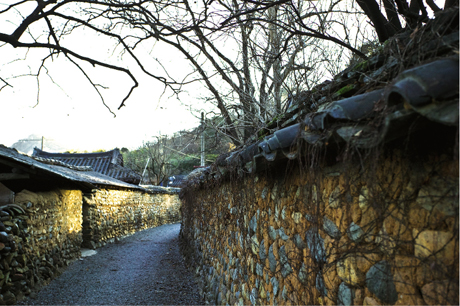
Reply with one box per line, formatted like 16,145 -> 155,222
387,58 -> 459,126
32,148 -> 141,183
215,58 -> 458,178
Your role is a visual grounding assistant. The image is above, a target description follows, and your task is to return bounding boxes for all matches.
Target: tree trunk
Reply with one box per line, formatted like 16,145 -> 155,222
383,0 -> 403,33
356,0 -> 395,42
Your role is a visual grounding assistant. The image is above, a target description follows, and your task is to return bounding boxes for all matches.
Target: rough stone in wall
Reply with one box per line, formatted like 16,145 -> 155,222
180,150 -> 459,305
0,189 -> 83,304
0,186 -> 180,304
83,189 -> 181,248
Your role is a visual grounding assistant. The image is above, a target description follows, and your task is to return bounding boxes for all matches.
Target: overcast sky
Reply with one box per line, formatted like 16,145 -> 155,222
0,23 -> 204,153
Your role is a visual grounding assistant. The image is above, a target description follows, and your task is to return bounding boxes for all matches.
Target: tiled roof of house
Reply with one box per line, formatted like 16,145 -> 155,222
185,8 -> 459,186
32,148 -> 141,184
0,145 -> 144,191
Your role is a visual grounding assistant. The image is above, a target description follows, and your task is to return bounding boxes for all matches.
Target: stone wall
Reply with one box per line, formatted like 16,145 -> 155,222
180,150 -> 459,305
0,189 -> 83,304
82,189 -> 181,248
0,186 -> 180,304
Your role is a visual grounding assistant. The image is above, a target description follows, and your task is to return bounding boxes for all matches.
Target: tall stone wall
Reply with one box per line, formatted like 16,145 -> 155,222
0,189 -> 84,304
82,189 -> 181,248
180,150 -> 459,305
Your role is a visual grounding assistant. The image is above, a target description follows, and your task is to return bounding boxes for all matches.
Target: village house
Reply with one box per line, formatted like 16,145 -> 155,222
32,148 -> 141,184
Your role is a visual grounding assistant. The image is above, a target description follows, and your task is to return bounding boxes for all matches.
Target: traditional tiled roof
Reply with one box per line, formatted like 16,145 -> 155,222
0,145 -> 144,191
185,9 -> 459,186
32,148 -> 141,184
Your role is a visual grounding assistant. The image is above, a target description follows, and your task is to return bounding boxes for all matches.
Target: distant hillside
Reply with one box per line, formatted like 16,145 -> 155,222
11,134 -> 68,155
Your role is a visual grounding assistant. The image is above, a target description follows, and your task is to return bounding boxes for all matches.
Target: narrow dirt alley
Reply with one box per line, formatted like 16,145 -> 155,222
19,223 -> 203,305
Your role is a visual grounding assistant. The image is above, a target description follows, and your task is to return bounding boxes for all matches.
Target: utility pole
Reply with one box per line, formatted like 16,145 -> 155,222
200,112 -> 205,167
140,158 -> 150,185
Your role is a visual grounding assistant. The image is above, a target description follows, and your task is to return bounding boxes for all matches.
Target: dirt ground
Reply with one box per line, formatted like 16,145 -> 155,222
19,223 -> 203,305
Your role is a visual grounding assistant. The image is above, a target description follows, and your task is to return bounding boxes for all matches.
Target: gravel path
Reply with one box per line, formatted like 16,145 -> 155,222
19,223 -> 203,305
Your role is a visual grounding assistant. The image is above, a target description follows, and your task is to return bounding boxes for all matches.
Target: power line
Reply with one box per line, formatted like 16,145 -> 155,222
161,143 -> 214,162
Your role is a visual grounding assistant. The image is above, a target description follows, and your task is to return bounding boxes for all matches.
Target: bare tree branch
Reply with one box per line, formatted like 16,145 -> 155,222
0,0 -> 446,147
0,77 -> 12,92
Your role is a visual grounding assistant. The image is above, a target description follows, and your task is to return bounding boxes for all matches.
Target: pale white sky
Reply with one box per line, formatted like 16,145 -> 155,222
0,26 -> 204,152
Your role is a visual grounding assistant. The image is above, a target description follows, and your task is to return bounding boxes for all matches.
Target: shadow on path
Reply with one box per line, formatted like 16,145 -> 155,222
20,223 -> 203,305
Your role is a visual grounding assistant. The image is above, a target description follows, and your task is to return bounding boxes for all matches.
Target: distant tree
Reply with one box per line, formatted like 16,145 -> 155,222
123,120 -> 232,185
123,136 -> 171,185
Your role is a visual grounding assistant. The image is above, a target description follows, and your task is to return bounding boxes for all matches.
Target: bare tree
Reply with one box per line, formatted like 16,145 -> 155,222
124,136 -> 173,185
226,0 -> 458,42
123,125 -> 232,185
0,0 -> 179,113
1,0 -> 455,146
97,0 -> 374,145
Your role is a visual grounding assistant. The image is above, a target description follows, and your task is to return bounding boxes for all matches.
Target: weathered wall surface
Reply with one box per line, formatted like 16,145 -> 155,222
180,150 -> 459,305
82,189 -> 181,248
0,189 -> 84,304
0,187 -> 180,304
